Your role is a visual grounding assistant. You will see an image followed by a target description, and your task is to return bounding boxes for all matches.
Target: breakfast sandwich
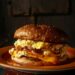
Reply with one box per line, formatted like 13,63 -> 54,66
9,24 -> 75,66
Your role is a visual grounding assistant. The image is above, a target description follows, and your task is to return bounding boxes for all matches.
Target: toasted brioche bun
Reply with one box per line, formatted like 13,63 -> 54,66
14,24 -> 68,43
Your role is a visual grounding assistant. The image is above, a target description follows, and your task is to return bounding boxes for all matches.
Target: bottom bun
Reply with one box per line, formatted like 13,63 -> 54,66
11,56 -> 44,66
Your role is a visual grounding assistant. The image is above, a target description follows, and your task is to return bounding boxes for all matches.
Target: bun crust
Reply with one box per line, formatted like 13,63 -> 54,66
14,24 -> 68,42
11,56 -> 59,66
11,56 -> 44,66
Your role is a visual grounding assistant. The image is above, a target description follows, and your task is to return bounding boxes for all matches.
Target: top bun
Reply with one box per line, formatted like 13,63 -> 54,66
14,24 -> 68,43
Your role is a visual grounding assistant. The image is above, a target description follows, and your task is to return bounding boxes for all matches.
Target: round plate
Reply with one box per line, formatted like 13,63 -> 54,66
0,46 -> 75,73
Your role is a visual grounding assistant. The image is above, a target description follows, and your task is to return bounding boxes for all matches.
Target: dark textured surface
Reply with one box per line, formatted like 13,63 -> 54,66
0,68 -> 4,75
1,0 -> 74,47
11,0 -> 69,15
0,68 -> 75,75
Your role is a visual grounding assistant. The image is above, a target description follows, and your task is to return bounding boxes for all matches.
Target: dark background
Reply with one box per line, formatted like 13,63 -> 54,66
0,0 -> 75,74
0,0 -> 75,47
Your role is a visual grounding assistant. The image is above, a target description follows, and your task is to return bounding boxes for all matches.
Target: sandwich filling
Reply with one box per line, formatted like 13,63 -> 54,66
9,39 -> 74,64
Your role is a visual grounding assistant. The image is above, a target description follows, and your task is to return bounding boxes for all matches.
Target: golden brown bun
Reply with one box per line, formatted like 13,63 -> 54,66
11,56 -> 44,66
14,24 -> 68,42
11,56 -> 59,66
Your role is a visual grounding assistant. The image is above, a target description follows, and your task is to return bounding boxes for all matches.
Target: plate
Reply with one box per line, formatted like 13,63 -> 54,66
0,46 -> 75,73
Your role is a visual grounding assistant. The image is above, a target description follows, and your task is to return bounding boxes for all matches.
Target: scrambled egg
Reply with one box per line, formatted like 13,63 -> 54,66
43,50 -> 51,56
32,42 -> 44,49
14,39 -> 34,47
14,50 -> 27,58
10,39 -> 55,61
9,48 -> 28,58
9,40 -> 51,58
14,39 -> 48,49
